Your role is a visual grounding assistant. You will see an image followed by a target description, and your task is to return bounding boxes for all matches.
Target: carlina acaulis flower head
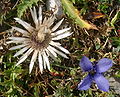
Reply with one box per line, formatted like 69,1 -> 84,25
7,6 -> 73,74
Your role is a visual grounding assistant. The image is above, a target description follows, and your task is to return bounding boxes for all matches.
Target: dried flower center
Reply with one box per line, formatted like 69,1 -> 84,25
29,27 -> 52,51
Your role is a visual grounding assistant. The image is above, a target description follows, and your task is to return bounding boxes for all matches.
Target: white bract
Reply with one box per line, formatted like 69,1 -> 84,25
8,6 -> 72,74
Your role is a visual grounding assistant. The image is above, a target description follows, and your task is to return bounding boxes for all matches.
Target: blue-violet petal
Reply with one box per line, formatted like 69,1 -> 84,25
79,56 -> 93,72
94,73 -> 109,92
78,74 -> 92,90
96,58 -> 113,73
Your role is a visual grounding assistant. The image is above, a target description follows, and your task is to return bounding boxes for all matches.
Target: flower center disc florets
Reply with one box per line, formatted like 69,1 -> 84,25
29,26 -> 52,51
89,70 -> 96,76
89,63 -> 96,76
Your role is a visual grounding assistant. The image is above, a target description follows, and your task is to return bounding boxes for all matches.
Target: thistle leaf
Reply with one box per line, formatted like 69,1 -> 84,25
61,0 -> 97,30
17,0 -> 40,18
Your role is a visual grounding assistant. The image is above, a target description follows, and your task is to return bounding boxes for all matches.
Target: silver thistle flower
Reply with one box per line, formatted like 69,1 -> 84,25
8,6 -> 72,73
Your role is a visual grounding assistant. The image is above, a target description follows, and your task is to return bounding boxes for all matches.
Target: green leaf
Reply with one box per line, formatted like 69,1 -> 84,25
111,10 -> 120,27
17,0 -> 40,18
0,14 -> 5,24
61,0 -> 97,30
71,0 -> 75,4
34,85 -> 40,97
111,37 -> 120,46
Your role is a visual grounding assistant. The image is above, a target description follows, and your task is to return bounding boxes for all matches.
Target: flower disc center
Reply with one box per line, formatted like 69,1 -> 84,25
30,28 -> 52,51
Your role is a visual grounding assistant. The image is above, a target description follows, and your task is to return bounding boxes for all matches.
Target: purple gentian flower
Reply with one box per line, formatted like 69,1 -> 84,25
78,56 -> 113,92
